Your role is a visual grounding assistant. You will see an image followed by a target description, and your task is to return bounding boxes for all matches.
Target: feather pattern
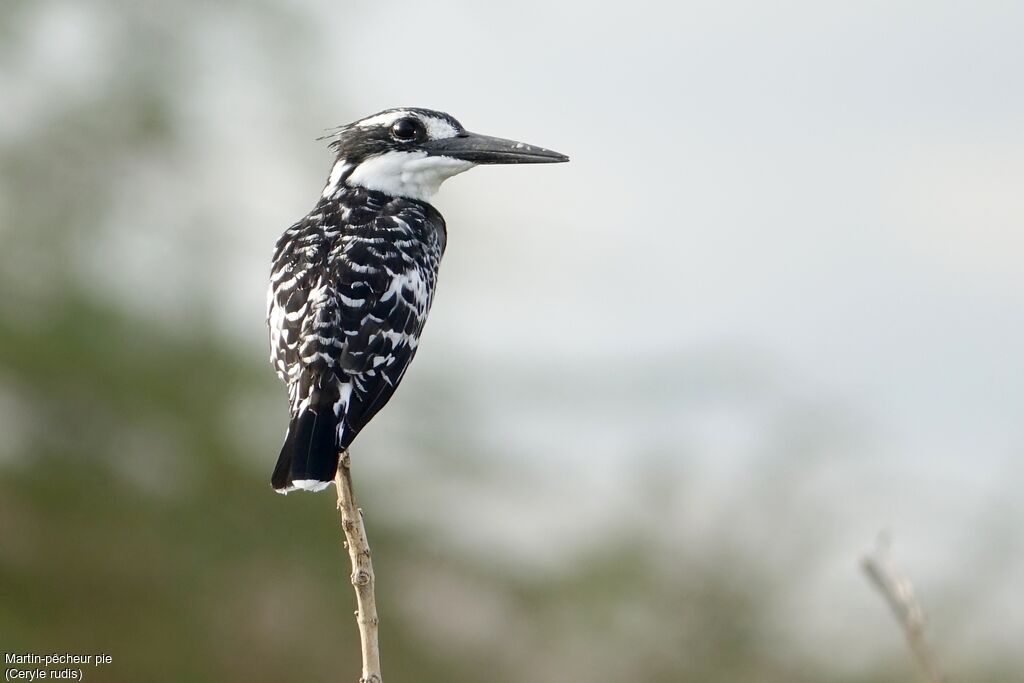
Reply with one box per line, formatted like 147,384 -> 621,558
267,185 -> 445,492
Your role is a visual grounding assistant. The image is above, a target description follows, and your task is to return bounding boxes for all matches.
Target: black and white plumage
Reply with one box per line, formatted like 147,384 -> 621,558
268,108 -> 567,493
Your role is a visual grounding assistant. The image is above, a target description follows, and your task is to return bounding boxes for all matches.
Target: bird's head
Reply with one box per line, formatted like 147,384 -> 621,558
321,108 -> 568,202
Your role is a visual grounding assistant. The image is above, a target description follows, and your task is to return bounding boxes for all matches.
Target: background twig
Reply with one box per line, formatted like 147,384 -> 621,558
335,451 -> 382,683
860,536 -> 947,683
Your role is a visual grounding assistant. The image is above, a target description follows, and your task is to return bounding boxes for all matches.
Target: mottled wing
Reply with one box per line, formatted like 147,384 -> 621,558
268,215 -> 327,393
332,209 -> 443,445
268,199 -> 444,449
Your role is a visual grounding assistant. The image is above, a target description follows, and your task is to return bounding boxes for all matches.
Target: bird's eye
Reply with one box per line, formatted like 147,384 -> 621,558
390,118 -> 422,142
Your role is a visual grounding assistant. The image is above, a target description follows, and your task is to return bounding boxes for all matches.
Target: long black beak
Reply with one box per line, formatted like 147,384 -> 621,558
425,132 -> 569,164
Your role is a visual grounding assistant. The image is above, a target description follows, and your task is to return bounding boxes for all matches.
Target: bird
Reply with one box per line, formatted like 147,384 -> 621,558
267,108 -> 568,493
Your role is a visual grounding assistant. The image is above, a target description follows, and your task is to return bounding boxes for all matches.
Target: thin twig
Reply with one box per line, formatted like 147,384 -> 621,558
860,536 -> 946,683
335,451 -> 382,683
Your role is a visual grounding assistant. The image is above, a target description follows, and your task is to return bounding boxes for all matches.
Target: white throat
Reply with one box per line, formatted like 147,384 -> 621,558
342,151 -> 475,202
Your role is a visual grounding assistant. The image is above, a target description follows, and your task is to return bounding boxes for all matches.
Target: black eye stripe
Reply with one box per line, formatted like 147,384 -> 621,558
390,118 -> 422,141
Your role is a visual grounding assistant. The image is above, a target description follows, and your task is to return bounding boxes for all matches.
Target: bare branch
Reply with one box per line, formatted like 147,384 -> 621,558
860,536 -> 947,683
335,451 -> 382,683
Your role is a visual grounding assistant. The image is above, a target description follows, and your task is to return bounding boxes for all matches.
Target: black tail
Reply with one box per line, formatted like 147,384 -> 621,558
271,399 -> 341,494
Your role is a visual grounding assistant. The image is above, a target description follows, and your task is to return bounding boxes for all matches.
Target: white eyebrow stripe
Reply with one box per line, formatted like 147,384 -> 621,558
355,111 -> 407,128
354,110 -> 459,140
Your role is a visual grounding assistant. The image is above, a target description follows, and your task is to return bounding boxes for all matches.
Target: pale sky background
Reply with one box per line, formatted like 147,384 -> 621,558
3,0 -> 1023,669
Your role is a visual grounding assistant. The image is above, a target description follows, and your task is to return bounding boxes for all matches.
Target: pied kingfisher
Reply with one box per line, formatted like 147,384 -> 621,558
268,108 -> 568,493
